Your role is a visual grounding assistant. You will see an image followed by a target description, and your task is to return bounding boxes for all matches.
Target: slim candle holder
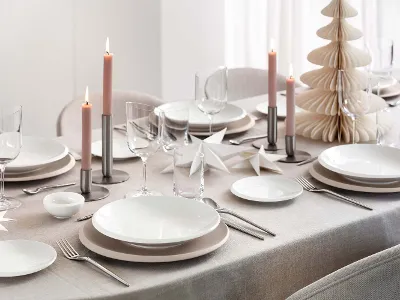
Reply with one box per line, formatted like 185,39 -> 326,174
92,115 -> 129,184
65,169 -> 109,202
278,135 -> 311,163
252,107 -> 283,152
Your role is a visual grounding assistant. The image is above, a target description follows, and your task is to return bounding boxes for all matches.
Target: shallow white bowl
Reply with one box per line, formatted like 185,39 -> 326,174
43,192 -> 84,219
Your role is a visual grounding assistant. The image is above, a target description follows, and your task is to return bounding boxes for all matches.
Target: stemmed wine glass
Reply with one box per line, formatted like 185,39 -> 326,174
125,102 -> 161,197
338,70 -> 370,144
0,106 -> 22,211
195,66 -> 228,134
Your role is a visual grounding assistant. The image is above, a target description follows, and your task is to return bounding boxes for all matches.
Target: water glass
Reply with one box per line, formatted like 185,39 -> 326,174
173,148 -> 204,201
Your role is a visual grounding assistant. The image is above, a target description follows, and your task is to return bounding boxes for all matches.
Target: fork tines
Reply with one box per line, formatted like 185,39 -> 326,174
57,239 -> 78,259
295,176 -> 314,191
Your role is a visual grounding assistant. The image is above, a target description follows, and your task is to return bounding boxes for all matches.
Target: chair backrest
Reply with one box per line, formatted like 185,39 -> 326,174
57,90 -> 164,137
227,67 -> 287,101
287,244 -> 400,300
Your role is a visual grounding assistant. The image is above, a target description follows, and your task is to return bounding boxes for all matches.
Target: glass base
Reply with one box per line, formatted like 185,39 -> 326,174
0,197 -> 21,211
124,189 -> 163,198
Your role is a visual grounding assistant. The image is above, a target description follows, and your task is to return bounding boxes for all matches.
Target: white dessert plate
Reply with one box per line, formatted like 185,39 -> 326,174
5,154 -> 75,182
7,136 -> 68,173
157,101 -> 246,127
319,144 -> 400,181
0,240 -> 57,277
379,82 -> 400,98
91,138 -> 147,160
80,220 -> 228,263
191,114 -> 255,136
230,176 -> 303,202
256,94 -> 303,118
92,196 -> 220,246
309,161 -> 400,193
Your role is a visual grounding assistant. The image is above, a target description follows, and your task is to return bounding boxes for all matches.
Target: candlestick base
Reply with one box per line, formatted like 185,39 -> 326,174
92,169 -> 130,184
278,135 -> 311,163
65,186 -> 110,202
252,138 -> 284,152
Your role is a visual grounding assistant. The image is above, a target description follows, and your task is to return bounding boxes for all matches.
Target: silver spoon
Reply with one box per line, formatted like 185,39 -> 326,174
229,134 -> 268,145
389,99 -> 400,107
202,197 -> 276,237
23,182 -> 76,195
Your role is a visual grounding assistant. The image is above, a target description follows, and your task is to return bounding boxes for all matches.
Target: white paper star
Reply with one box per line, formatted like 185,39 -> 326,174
230,145 -> 285,175
0,211 -> 14,232
161,128 -> 253,174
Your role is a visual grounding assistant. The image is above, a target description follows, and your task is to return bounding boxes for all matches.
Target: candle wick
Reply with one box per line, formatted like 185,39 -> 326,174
106,51 -> 110,55
85,101 -> 89,105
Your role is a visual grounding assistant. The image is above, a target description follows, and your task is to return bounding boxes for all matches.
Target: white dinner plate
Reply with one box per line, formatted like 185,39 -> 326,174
91,138 -> 147,160
230,176 -> 303,202
157,101 -> 247,127
92,196 -> 220,246
256,94 -> 303,118
7,136 -> 68,173
191,114 -> 255,136
0,240 -> 57,277
80,220 -> 229,263
5,154 -> 75,182
319,144 -> 400,181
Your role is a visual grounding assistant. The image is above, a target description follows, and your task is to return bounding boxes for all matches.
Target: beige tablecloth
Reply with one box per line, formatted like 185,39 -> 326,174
2,96 -> 400,300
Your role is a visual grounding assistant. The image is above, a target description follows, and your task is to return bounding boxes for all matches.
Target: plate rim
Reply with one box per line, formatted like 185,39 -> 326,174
319,144 -> 400,180
190,114 -> 255,136
230,176 -> 303,202
91,138 -> 139,159
92,196 -> 221,245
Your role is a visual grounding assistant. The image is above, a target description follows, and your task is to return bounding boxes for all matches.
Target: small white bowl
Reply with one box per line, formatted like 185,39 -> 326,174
43,192 -> 84,219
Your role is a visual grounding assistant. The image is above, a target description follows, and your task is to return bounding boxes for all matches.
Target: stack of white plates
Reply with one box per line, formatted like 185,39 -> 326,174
309,144 -> 400,193
157,101 -> 255,136
79,196 -> 229,263
5,136 -> 75,182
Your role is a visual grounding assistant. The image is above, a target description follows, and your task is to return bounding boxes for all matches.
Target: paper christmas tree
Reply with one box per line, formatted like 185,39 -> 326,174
295,0 -> 389,143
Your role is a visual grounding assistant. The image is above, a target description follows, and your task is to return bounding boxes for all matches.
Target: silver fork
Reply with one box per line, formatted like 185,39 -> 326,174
56,239 -> 130,287
296,176 -> 373,211
23,182 -> 75,195
229,134 -> 268,145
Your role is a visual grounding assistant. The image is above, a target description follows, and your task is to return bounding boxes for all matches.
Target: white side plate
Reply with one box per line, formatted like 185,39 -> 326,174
91,138 -> 147,160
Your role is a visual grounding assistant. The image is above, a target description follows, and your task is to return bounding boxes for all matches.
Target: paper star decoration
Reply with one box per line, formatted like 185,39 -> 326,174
231,145 -> 285,175
0,211 -> 14,232
161,128 -> 253,174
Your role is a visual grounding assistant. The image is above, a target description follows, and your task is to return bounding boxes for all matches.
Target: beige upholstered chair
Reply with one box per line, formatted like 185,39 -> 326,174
227,67 -> 288,101
57,90 -> 164,137
287,244 -> 400,300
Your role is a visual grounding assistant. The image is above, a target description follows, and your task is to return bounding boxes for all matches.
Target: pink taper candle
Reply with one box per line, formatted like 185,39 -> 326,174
286,64 -> 296,136
103,37 -> 113,115
268,38 -> 277,107
81,86 -> 92,170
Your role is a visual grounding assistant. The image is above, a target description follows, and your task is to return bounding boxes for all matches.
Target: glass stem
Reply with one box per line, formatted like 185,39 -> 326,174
208,114 -> 214,134
352,118 -> 356,144
0,164 -> 5,201
141,158 -> 148,192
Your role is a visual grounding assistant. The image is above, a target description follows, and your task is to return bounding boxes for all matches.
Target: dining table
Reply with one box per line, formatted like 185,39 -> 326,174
2,94 -> 400,300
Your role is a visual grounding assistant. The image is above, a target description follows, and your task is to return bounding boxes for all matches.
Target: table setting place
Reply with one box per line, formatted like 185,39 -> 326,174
3,1 -> 400,299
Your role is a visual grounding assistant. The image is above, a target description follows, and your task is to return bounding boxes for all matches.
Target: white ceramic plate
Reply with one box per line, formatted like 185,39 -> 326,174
379,82 -> 400,98
5,154 -> 75,182
230,176 -> 303,202
191,114 -> 255,136
256,94 -> 303,118
319,144 -> 400,181
91,138 -> 147,160
92,196 -> 220,246
157,101 -> 246,127
7,136 -> 68,173
80,220 -> 228,263
0,240 -> 57,277
309,161 -> 400,193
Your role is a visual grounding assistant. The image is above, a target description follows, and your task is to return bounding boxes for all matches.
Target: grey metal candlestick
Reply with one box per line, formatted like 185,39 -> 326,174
92,115 -> 129,184
65,169 -> 109,202
252,107 -> 283,152
278,135 -> 311,163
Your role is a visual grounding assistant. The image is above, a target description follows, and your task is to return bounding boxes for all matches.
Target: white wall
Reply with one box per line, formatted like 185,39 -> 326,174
0,0 -> 161,137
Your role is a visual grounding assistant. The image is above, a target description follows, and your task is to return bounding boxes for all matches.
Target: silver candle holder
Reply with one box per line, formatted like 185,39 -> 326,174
252,106 -> 282,152
66,169 -> 109,201
278,135 -> 311,163
92,115 -> 129,184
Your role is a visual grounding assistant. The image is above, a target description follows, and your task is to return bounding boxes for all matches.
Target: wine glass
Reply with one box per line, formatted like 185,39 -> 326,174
0,105 -> 22,211
195,66 -> 228,134
338,70 -> 370,144
125,102 -> 161,197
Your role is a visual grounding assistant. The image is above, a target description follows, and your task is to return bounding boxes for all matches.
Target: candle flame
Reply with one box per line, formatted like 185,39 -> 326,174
270,38 -> 275,52
106,37 -> 110,54
289,64 -> 294,79
85,86 -> 89,104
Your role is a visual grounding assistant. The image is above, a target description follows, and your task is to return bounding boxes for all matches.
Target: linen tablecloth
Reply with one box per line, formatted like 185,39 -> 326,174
2,96 -> 400,300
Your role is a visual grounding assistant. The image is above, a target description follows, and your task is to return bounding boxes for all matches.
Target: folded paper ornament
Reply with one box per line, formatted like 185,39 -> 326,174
0,211 -> 14,232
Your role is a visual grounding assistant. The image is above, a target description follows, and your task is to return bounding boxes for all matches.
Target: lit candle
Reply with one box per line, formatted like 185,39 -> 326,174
82,86 -> 92,170
103,37 -> 113,116
286,64 -> 295,136
268,38 -> 277,107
